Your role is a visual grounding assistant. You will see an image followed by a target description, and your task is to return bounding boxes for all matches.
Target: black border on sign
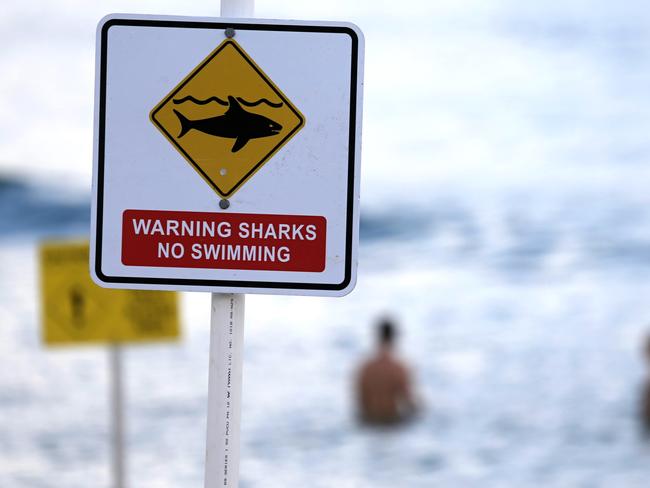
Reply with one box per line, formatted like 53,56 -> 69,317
95,18 -> 360,292
150,40 -> 305,198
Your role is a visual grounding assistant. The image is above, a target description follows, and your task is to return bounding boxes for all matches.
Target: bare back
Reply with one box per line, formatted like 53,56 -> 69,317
357,351 -> 414,424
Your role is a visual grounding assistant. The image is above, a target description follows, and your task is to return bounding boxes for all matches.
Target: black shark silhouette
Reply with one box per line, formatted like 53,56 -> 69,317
173,96 -> 282,153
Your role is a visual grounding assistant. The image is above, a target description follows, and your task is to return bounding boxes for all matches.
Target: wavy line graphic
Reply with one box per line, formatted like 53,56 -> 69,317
173,96 -> 228,106
237,98 -> 283,108
172,96 -> 283,108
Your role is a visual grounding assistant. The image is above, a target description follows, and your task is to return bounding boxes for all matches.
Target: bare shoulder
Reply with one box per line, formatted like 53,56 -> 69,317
357,357 -> 377,379
389,356 -> 411,376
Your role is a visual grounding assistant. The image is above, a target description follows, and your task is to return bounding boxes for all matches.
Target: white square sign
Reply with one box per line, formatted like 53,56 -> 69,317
90,14 -> 364,296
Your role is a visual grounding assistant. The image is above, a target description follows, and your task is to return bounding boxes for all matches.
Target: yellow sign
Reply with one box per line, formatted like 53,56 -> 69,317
40,241 -> 180,345
150,39 -> 305,198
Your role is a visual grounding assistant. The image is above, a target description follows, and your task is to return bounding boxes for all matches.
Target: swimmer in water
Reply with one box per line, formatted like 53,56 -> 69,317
356,317 -> 418,425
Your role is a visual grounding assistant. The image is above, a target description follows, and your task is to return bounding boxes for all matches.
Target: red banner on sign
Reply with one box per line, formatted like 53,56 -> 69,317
122,210 -> 327,272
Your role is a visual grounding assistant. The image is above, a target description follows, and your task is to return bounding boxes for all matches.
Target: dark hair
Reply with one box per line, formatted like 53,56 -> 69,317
378,318 -> 396,345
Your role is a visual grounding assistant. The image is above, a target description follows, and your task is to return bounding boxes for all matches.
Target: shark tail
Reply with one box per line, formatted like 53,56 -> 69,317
173,110 -> 193,138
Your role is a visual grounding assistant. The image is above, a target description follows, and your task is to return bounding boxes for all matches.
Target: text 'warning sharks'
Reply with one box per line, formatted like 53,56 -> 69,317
150,39 -> 305,198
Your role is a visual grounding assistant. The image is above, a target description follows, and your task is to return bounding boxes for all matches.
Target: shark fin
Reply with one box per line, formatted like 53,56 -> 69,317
231,136 -> 249,153
173,110 -> 193,138
227,96 -> 244,113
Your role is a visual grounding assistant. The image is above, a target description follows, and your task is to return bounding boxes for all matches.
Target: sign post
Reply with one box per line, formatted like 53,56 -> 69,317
110,344 -> 126,488
40,239 -> 180,488
205,294 -> 245,487
91,5 -> 363,488
204,3 -> 251,488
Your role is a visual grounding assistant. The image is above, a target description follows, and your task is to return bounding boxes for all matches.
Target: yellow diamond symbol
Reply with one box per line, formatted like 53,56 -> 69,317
150,39 -> 305,198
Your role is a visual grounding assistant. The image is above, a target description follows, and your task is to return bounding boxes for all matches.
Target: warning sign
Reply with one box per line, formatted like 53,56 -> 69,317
150,39 -> 305,198
122,210 -> 326,271
92,16 -> 364,296
41,240 -> 180,345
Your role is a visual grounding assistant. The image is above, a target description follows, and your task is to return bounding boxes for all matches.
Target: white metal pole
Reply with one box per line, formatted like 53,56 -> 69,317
205,3 -> 252,487
205,294 -> 246,488
110,344 -> 125,488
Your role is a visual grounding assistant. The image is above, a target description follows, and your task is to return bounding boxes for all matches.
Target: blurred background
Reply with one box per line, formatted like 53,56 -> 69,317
3,0 -> 650,486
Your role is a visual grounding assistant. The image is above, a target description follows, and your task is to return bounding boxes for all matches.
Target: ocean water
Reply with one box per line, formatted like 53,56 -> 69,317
4,0 -> 650,487
2,176 -> 650,488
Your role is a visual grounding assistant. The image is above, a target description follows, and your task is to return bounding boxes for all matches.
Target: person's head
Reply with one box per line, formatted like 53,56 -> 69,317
377,317 -> 397,348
